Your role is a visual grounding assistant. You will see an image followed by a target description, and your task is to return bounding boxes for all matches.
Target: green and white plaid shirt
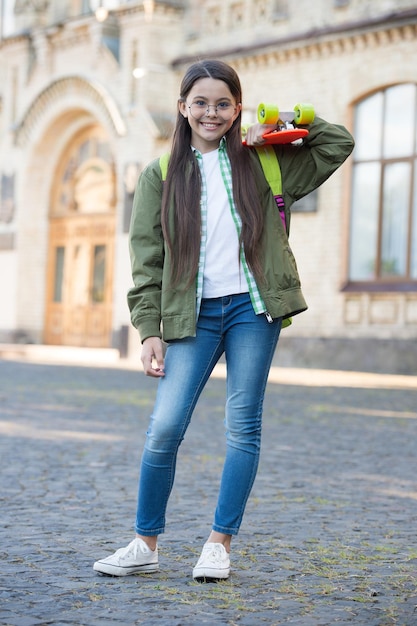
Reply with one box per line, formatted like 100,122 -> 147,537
193,138 -> 267,317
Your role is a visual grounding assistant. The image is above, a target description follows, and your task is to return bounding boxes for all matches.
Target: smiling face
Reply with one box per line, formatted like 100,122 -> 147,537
179,77 -> 241,153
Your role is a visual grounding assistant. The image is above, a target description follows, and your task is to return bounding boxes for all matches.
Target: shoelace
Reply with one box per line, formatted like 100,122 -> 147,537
118,539 -> 147,562
202,544 -> 225,564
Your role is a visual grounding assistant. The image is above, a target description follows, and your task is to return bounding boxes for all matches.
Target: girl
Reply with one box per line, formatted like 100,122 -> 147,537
94,59 -> 354,580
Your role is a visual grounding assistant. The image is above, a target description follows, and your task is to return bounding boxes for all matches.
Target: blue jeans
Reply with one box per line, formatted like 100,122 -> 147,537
135,293 -> 281,536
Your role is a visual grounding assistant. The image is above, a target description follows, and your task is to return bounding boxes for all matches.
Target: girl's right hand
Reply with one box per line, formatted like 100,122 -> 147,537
141,337 -> 165,378
245,122 -> 276,145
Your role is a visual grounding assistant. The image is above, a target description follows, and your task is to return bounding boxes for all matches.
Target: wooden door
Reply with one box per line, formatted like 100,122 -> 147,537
45,216 -> 115,347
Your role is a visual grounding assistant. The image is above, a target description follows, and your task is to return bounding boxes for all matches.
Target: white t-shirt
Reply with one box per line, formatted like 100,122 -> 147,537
201,149 -> 249,298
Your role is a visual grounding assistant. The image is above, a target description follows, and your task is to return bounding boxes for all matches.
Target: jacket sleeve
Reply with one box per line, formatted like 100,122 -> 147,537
276,116 -> 355,207
127,159 -> 164,342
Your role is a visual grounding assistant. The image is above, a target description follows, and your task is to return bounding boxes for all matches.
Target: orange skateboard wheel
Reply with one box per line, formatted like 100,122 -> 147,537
257,103 -> 279,125
293,103 -> 315,125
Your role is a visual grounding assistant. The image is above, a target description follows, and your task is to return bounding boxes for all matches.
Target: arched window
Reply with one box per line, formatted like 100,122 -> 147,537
52,127 -> 115,217
348,84 -> 417,289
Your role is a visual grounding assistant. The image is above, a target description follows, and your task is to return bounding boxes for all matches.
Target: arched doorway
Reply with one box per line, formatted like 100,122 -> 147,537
44,126 -> 116,347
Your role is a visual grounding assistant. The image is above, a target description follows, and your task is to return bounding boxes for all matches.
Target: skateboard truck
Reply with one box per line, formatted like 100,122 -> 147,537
257,103 -> 315,127
255,102 -> 315,145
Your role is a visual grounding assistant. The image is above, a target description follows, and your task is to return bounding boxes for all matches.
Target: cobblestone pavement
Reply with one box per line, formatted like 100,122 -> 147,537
1,357 -> 417,626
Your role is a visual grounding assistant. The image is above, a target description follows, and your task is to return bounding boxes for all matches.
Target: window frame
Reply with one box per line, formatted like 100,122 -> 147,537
344,83 -> 417,293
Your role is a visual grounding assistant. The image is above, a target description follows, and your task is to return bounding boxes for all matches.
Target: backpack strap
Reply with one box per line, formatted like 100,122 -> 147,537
159,152 -> 170,181
255,145 -> 288,234
255,145 -> 282,196
256,145 -> 292,329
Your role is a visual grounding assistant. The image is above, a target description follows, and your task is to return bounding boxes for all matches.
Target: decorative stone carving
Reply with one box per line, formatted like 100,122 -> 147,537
14,76 -> 126,147
14,0 -> 49,13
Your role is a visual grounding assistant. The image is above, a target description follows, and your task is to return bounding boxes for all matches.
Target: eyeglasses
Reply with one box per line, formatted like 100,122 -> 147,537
187,101 -> 237,121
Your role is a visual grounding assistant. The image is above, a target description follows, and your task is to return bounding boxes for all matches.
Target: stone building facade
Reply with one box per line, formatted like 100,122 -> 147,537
0,0 -> 416,372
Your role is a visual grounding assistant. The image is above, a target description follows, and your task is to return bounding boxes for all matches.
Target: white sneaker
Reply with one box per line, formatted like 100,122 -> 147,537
193,542 -> 230,580
93,538 -> 159,576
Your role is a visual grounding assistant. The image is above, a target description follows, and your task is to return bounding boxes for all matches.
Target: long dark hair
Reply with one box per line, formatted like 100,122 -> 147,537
161,59 -> 265,287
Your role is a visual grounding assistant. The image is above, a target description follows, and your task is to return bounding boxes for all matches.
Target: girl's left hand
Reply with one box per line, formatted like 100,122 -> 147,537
141,336 -> 165,378
244,122 -> 276,146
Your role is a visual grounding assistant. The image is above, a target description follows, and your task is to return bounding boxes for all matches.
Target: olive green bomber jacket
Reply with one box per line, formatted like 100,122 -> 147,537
128,117 -> 354,343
